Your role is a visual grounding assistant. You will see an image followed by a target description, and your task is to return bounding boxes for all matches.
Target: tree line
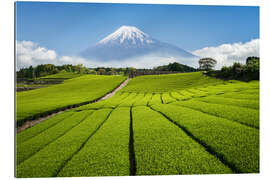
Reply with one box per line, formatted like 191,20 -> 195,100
17,57 -> 259,81
154,62 -> 197,72
199,56 -> 259,81
16,64 -> 135,79
16,62 -> 197,79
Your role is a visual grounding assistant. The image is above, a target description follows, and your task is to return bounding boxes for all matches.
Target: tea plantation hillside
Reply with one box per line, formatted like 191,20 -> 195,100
39,72 -> 85,79
121,72 -> 224,93
16,72 -> 259,177
16,75 -> 126,126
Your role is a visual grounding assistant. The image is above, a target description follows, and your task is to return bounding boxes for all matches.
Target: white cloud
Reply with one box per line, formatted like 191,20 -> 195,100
83,55 -> 198,69
16,40 -> 198,70
16,40 -> 57,69
16,39 -> 259,71
192,39 -> 259,69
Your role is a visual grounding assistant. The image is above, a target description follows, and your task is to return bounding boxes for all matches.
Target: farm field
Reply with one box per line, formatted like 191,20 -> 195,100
16,72 -> 260,177
39,72 -> 85,79
16,75 -> 126,126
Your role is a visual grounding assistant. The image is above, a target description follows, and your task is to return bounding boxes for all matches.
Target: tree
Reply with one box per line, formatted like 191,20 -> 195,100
198,58 -> 217,71
74,64 -> 84,74
130,67 -> 136,77
110,68 -> 116,75
124,68 -> 129,76
245,57 -> 259,80
88,70 -> 97,75
62,64 -> 73,72
154,62 -> 196,72
246,56 -> 259,65
231,62 -> 243,78
28,66 -> 34,78
98,68 -> 106,75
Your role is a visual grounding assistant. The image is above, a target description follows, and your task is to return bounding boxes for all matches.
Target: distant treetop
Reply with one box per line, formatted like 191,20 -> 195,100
198,57 -> 217,71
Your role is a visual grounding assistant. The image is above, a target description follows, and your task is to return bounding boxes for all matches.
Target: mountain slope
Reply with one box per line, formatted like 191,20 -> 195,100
80,26 -> 197,62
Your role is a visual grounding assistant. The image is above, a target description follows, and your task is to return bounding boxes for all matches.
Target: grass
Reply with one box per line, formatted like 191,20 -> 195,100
118,93 -> 139,107
39,72 -> 85,79
162,92 -> 176,104
101,93 -> 129,108
16,109 -> 112,178
133,93 -> 153,106
132,106 -> 232,175
58,107 -> 130,177
185,88 -> 208,97
16,75 -> 126,125
16,111 -> 74,143
148,93 -> 162,105
170,92 -> 189,101
16,110 -> 94,165
197,96 -> 259,109
16,72 -> 260,177
171,100 -> 259,129
121,72 -> 224,93
151,104 -> 259,173
217,92 -> 259,101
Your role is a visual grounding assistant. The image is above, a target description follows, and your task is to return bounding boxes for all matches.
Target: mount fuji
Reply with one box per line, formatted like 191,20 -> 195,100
80,26 -> 198,67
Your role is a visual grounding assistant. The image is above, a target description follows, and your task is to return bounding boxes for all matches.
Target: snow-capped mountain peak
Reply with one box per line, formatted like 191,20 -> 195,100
98,25 -> 151,45
80,25 -> 198,63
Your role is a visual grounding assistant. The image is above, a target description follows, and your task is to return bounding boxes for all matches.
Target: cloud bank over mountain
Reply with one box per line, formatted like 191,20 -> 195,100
16,26 -> 201,70
16,40 -> 180,70
80,26 -> 197,62
16,37 -> 259,70
193,39 -> 259,69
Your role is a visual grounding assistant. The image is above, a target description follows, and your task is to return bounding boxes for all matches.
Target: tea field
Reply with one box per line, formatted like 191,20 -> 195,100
16,75 -> 126,126
16,72 -> 259,177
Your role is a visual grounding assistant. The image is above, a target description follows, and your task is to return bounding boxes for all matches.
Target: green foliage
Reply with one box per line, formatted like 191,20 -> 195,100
16,75 -> 126,125
122,72 -> 224,93
198,96 -> 259,110
185,88 -> 208,97
133,93 -> 153,106
171,91 -> 189,101
218,92 -> 259,101
132,106 -> 232,175
154,62 -> 197,72
17,111 -> 74,144
16,110 -> 93,165
246,56 -> 259,65
17,64 -> 101,79
151,104 -> 259,173
172,100 -> 259,128
17,109 -> 111,178
210,57 -> 260,81
101,93 -> 130,108
148,93 -> 162,105
40,72 -> 84,79
58,107 -> 130,177
98,68 -> 106,75
123,67 -> 136,77
196,81 -> 256,95
244,57 -> 259,80
198,57 -> 217,70
118,92 -> 139,107
162,92 -> 176,104
16,71 -> 260,177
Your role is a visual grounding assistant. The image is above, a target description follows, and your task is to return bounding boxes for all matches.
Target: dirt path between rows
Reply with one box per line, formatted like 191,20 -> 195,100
17,78 -> 131,133
99,78 -> 130,100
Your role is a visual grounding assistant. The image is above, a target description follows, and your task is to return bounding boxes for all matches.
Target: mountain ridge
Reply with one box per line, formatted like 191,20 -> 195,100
80,25 -> 198,64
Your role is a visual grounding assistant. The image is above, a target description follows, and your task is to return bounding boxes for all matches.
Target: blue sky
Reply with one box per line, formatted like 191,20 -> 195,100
16,2 -> 259,56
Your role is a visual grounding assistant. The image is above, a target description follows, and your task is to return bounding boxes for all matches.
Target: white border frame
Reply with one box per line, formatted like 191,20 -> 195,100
1,0 -> 269,180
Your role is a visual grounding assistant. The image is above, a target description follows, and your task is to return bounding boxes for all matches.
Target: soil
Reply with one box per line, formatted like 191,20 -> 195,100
99,78 -> 130,100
